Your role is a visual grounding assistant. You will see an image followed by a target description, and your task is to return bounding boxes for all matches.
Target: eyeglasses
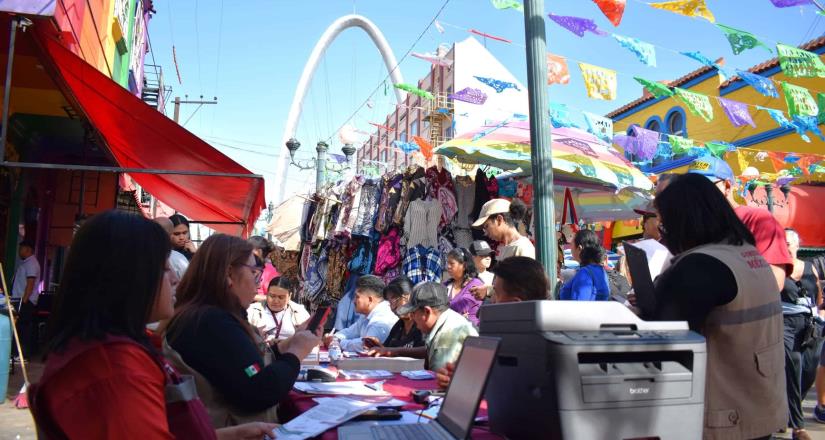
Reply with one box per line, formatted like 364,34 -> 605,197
389,295 -> 409,307
238,263 -> 263,282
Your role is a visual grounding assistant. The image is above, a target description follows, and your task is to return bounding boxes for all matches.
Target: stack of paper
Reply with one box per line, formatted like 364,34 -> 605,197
400,370 -> 435,380
335,356 -> 425,373
339,370 -> 394,380
272,397 -> 375,440
293,380 -> 390,396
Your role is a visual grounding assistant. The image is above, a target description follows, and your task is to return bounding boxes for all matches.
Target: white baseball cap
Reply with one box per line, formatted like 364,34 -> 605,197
472,199 -> 511,228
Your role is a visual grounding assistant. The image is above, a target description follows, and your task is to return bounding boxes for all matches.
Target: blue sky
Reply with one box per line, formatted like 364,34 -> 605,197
147,0 -> 824,204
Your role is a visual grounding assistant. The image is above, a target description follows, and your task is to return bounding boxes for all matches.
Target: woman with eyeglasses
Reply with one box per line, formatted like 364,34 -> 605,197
363,278 -> 424,353
28,211 -> 277,440
164,234 -> 321,427
652,173 -> 785,440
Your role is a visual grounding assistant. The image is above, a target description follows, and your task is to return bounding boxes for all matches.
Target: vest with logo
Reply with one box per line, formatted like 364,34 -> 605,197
676,243 -> 785,440
162,334 -> 279,428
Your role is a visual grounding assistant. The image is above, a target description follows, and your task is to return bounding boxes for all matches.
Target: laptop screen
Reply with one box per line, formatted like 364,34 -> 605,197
623,242 -> 657,316
436,336 -> 500,439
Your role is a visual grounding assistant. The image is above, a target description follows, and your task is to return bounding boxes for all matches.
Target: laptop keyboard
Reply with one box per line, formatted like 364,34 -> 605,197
370,423 -> 451,440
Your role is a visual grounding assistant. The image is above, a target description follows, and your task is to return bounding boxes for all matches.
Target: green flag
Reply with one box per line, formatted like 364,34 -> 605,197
634,77 -> 674,98
674,88 -> 714,122
490,0 -> 523,11
704,142 -> 729,158
667,134 -> 694,154
715,24 -> 771,55
777,43 -> 825,78
781,81 -> 818,117
818,93 -> 825,125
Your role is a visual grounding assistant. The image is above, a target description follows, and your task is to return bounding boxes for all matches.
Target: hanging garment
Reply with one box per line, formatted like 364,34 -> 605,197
393,167 -> 427,227
517,182 -> 534,204
302,247 -> 328,305
334,176 -> 365,235
453,176 -> 476,249
381,266 -> 403,286
403,245 -> 443,285
375,173 -> 404,234
325,240 -> 352,301
352,178 -> 382,237
498,179 -> 518,198
438,235 -> 455,272
426,167 -> 458,228
471,169 -> 491,240
374,228 -> 403,276
403,199 -> 443,249
348,233 -> 379,275
300,199 -> 318,243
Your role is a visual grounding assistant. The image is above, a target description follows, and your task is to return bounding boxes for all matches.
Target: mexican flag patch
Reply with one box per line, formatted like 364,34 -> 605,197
244,363 -> 261,378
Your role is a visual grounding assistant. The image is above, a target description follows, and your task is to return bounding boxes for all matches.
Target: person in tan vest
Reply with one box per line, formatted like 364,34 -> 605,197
164,234 -> 320,427
652,173 -> 785,440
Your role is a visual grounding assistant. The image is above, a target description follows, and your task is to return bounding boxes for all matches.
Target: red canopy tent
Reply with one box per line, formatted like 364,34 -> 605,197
28,28 -> 264,235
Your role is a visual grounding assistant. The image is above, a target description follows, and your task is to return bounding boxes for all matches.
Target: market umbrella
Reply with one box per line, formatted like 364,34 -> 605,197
434,121 -> 654,221
434,121 -> 654,192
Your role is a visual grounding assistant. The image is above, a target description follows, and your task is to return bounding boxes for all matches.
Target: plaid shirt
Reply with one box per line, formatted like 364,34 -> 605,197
403,245 -> 442,285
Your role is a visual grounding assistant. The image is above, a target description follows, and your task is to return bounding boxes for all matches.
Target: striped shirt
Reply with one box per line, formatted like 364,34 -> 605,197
404,199 -> 443,248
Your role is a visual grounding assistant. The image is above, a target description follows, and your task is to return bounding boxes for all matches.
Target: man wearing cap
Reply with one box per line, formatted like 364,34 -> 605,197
687,156 -> 792,291
397,282 -> 478,371
469,240 -> 495,286
472,199 -> 535,260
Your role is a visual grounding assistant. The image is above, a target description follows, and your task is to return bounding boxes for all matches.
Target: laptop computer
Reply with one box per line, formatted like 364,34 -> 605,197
623,242 -> 657,317
338,336 -> 501,440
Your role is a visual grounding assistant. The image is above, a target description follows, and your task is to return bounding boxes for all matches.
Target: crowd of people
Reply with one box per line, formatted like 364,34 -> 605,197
9,154 -> 825,440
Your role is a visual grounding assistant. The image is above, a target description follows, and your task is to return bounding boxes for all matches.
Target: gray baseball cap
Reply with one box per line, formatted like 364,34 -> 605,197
396,282 -> 449,316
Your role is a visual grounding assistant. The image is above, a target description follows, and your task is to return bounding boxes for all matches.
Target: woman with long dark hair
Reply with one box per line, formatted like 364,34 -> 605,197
28,211 -> 276,439
444,248 -> 484,326
164,234 -> 320,427
558,229 -> 610,301
653,173 -> 784,439
248,236 -> 279,300
169,213 -> 196,260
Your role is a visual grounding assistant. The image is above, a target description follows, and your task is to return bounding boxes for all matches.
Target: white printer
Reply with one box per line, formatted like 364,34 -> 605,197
479,301 -> 706,440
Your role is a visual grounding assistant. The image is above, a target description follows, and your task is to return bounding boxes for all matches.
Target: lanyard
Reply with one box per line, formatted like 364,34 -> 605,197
267,305 -> 286,340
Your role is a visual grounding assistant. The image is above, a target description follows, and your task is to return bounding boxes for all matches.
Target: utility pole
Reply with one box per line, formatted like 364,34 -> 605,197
523,0 -> 557,284
172,95 -> 218,124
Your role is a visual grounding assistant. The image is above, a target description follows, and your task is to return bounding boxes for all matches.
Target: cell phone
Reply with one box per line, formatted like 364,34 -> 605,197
353,409 -> 402,421
306,306 -> 331,333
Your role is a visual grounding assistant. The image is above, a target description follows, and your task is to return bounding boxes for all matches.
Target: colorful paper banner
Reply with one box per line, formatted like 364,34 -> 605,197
674,88 -> 714,122
667,134 -> 694,154
776,43 -> 825,78
648,0 -> 715,23
546,53 -> 571,85
634,76 -> 674,98
592,0 -> 626,26
735,70 -> 779,98
394,83 -> 435,100
781,81 -> 819,117
613,34 -> 657,67
715,24 -> 772,55
769,0 -> 813,6
717,97 -> 756,127
704,141 -> 732,158
449,87 -> 488,105
579,62 -> 618,100
548,13 -> 608,37
583,112 -> 614,143
474,76 -> 521,93
490,0 -> 524,11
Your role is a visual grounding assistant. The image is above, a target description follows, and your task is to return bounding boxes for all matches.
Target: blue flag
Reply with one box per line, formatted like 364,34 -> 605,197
736,70 -> 779,98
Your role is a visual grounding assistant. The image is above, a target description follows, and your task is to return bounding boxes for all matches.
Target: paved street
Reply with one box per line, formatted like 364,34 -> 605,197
3,359 -> 825,439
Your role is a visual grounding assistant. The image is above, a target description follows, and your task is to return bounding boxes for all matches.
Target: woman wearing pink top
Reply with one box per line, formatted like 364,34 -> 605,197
249,236 -> 279,300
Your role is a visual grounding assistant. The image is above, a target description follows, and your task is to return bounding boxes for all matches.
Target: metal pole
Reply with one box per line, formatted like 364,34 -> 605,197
0,18 -> 22,163
0,161 -> 264,178
523,0 -> 556,284
316,141 -> 328,192
173,96 -> 181,123
766,184 -> 775,213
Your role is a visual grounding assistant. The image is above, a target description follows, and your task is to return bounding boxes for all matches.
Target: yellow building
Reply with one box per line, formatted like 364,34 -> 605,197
606,37 -> 825,247
607,37 -> 825,174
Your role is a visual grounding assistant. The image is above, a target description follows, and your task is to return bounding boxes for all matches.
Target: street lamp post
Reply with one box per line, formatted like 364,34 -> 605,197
285,138 -> 355,192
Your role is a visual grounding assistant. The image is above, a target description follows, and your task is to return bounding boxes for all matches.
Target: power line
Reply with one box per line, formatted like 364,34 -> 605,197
201,135 -> 277,149
323,0 -> 453,144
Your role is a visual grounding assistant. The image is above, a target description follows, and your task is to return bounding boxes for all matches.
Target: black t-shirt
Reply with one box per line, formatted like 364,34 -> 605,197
384,319 -> 425,348
651,253 -> 737,331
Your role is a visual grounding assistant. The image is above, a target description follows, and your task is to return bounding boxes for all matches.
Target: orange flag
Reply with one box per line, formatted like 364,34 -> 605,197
546,53 -> 570,85
413,136 -> 434,160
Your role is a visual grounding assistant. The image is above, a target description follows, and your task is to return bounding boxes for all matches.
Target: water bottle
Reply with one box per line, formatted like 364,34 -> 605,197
328,338 -> 343,363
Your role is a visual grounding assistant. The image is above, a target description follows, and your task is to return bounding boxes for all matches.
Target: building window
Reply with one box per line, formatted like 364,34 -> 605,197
411,121 -> 419,138
645,119 -> 660,132
399,130 -> 407,142
667,111 -> 685,137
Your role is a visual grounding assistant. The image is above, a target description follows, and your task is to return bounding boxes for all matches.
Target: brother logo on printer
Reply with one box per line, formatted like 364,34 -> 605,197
629,387 -> 650,395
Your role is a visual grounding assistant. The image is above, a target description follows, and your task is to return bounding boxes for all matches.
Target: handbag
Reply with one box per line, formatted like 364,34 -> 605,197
29,335 -> 216,440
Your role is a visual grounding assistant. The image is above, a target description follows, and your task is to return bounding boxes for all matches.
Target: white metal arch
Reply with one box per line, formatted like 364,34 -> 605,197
274,14 -> 406,203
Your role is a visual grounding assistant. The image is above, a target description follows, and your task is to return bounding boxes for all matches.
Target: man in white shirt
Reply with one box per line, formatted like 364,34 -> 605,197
323,275 -> 398,352
12,240 -> 40,358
